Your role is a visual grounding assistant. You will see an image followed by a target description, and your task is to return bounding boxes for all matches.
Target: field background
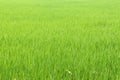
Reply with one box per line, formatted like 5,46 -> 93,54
0,0 -> 120,80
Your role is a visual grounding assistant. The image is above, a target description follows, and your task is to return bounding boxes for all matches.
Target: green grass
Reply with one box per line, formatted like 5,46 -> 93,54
0,0 -> 120,80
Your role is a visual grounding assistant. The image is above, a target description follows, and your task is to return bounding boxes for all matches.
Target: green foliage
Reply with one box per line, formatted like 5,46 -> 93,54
0,0 -> 120,80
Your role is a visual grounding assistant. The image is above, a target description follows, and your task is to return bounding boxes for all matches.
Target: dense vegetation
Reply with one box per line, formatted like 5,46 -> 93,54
0,0 -> 120,79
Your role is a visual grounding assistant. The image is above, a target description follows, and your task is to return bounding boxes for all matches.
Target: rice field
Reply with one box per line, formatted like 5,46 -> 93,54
0,0 -> 120,80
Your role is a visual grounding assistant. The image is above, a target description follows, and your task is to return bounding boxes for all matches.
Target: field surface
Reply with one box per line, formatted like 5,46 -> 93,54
0,0 -> 120,80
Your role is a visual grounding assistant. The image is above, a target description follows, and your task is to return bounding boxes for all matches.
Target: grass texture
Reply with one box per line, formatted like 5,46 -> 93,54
0,0 -> 120,80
